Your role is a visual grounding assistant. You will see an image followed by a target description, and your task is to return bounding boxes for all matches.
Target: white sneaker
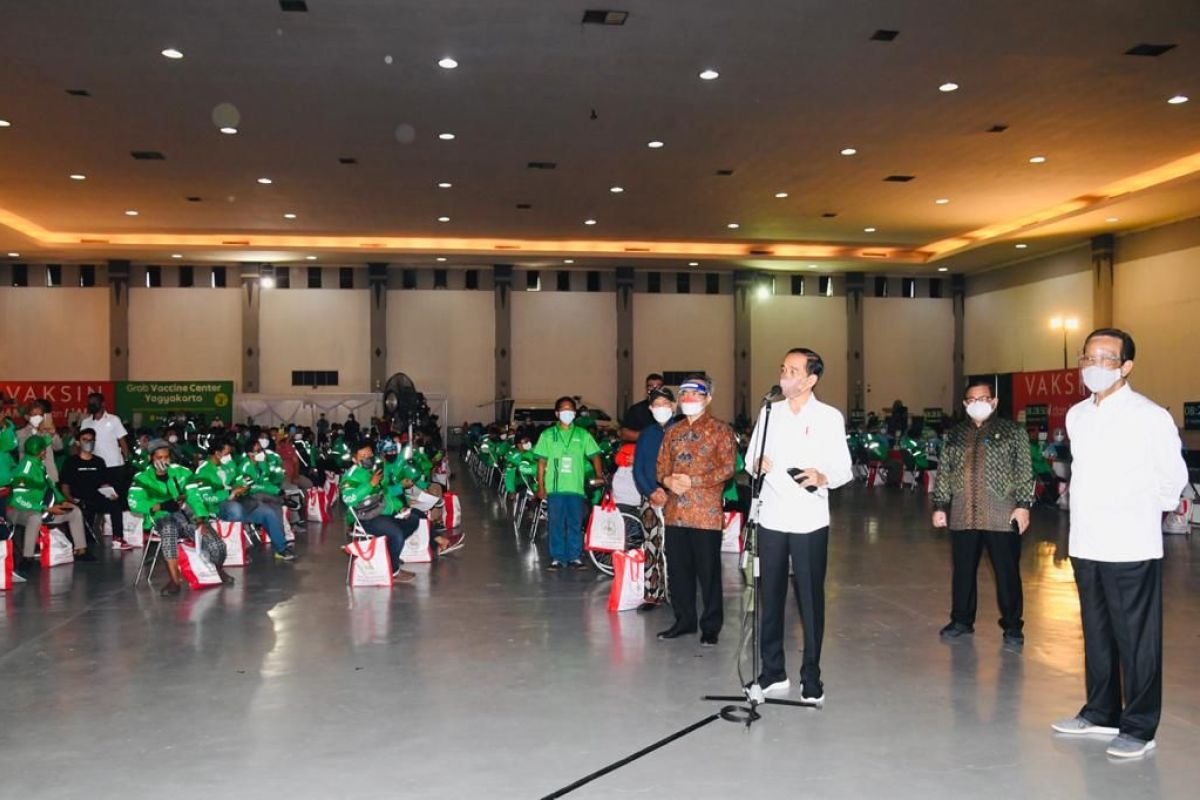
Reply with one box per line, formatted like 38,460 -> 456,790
1050,715 -> 1119,736
799,683 -> 825,708
761,678 -> 791,698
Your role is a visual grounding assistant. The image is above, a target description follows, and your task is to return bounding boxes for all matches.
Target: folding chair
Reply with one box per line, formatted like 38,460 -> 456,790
133,526 -> 163,586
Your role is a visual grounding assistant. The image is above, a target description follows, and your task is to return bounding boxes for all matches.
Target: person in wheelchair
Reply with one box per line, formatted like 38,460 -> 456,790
128,440 -> 231,595
59,427 -> 129,551
190,437 -> 294,561
6,435 -> 92,571
341,443 -> 425,583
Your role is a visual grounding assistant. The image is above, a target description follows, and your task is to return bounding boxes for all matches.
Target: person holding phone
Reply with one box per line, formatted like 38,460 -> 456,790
340,443 -> 423,583
931,379 -> 1034,645
744,349 -> 852,705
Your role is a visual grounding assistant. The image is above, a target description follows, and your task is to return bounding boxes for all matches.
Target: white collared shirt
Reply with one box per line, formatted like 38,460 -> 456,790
81,412 -> 128,468
1067,384 -> 1187,562
744,395 -> 853,534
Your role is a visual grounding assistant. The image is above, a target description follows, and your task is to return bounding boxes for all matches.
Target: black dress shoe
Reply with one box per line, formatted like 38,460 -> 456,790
700,632 -> 719,647
939,622 -> 974,639
1003,630 -> 1025,646
657,625 -> 697,640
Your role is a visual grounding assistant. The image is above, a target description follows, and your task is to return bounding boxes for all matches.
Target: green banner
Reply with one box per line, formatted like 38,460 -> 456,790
115,381 -> 234,427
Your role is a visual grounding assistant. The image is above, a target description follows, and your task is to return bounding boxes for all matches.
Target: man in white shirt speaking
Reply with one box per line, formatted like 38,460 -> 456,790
1051,328 -> 1187,759
744,348 -> 853,706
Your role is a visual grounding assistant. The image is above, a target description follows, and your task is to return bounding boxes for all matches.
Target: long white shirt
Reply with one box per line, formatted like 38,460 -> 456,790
80,412 -> 128,468
744,395 -> 853,534
1067,384 -> 1187,562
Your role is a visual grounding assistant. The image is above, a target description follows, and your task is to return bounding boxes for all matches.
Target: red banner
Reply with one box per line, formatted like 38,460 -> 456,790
0,381 -> 116,428
1010,369 -> 1088,433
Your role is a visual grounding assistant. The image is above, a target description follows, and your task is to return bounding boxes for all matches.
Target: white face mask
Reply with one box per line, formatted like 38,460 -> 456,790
28,414 -> 44,427
651,406 -> 674,424
965,400 -> 994,422
254,451 -> 267,462
219,453 -> 233,465
1053,434 -> 1065,443
680,401 -> 705,418
520,442 -> 532,451
167,435 -> 178,444
1081,365 -> 1122,395
557,410 -> 576,425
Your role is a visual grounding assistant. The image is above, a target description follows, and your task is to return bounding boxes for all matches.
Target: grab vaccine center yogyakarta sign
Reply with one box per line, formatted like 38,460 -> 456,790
1011,369 -> 1089,433
115,381 -> 234,426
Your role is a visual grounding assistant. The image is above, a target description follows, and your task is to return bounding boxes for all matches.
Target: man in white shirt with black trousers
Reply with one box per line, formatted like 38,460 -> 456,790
745,348 -> 853,706
1051,328 -> 1187,759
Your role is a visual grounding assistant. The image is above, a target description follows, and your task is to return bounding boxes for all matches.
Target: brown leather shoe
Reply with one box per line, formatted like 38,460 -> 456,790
160,580 -> 182,596
392,569 -> 417,583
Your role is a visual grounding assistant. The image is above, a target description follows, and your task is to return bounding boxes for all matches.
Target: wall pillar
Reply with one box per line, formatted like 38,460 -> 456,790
1091,233 -> 1115,329
616,267 -> 634,416
845,271 -> 865,412
952,273 -> 966,396
494,265 -> 513,424
107,260 -> 131,381
240,264 -> 261,393
733,271 -> 755,423
368,263 -> 388,390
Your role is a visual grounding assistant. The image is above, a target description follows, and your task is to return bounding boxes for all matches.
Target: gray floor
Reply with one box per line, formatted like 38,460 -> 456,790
2,465 -> 1197,799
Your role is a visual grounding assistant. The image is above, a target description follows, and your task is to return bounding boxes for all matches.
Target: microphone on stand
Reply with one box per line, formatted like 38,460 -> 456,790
761,385 -> 783,405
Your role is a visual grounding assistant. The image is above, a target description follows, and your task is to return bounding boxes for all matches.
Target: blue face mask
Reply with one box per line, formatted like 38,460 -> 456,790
558,410 -> 576,425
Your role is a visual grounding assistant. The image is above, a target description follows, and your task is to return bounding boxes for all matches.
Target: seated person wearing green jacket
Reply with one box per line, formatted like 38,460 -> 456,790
379,439 -> 462,555
129,439 -> 231,595
341,442 -> 425,583
5,435 -> 91,569
189,437 -> 293,561
239,434 -> 290,529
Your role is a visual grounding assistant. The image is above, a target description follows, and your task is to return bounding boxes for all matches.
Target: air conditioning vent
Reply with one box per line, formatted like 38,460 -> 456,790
527,161 -> 557,170
131,151 -> 165,160
884,175 -> 914,182
582,10 -> 628,25
870,29 -> 899,41
1125,43 -> 1175,57
280,0 -> 308,12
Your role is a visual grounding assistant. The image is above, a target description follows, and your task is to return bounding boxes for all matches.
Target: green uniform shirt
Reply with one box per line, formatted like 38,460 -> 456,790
187,458 -> 238,520
532,424 -> 601,496
338,463 -> 402,522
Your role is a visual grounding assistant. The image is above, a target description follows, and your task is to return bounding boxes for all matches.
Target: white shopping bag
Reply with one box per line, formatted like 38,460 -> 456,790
585,496 -> 625,552
39,526 -> 75,568
721,511 -> 744,553
214,520 -> 248,567
124,514 -> 145,548
283,513 -> 296,543
0,537 -> 13,590
306,487 -> 329,523
400,518 -> 432,564
178,541 -> 222,589
607,549 -> 646,612
345,537 -> 393,587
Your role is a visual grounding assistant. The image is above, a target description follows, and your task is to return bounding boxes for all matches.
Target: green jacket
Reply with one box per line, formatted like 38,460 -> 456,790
128,463 -> 194,530
187,458 -> 239,520
381,456 -> 415,503
339,463 -> 402,523
240,451 -> 285,495
10,454 -> 62,512
330,438 -> 352,471
0,419 -> 17,488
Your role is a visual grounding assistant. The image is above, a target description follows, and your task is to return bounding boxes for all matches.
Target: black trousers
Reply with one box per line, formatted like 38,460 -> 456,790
1072,557 -> 1162,741
664,526 -> 723,636
950,529 -> 1023,632
78,495 -> 123,542
759,527 -> 828,687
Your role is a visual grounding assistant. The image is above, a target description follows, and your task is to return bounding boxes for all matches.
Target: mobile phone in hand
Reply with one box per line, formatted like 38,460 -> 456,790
786,467 -> 819,493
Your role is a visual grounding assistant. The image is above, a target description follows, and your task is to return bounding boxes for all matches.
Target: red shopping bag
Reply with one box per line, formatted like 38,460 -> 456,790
306,487 -> 329,523
323,472 -> 340,506
213,520 -> 247,567
585,495 -> 625,552
0,538 -> 13,590
721,511 -> 744,554
39,526 -> 75,568
443,492 -> 462,530
607,549 -> 646,612
177,542 -> 222,589
345,537 -> 393,587
399,518 -> 432,564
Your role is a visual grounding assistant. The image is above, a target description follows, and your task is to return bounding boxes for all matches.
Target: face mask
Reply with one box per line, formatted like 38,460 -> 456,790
254,451 -> 266,463
384,453 -> 398,463
360,456 -> 376,471
294,433 -> 303,442
258,438 -> 270,450
965,400 -> 994,422
81,441 -> 95,453
28,414 -> 44,427
780,376 -> 809,399
220,453 -> 233,465
153,459 -> 170,473
651,406 -> 674,424
520,442 -> 532,451
680,401 -> 705,418
1054,434 -> 1065,443
87,401 -> 102,413
167,435 -> 178,444
558,410 -> 576,425
1081,365 -> 1122,395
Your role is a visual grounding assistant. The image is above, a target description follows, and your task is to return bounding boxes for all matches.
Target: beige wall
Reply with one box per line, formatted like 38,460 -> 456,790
864,297 -> 955,415
751,294 -> 848,414
386,290 -> 495,425
0,287 -> 110,380
129,288 -> 242,385
964,247 -> 1093,376
1114,217 -> 1200,426
632,293 -> 735,421
259,289 -> 371,393
511,291 -> 618,415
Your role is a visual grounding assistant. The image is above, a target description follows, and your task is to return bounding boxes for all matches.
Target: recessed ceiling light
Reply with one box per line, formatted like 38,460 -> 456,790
727,223 -> 740,229
584,219 -> 597,226
0,119 -> 10,127
807,264 -> 817,269
283,212 -> 297,219
161,48 -> 184,60
935,198 -> 949,204
436,257 -> 448,262
774,192 -> 789,198
438,57 -> 458,69
124,210 -> 139,216
938,82 -> 959,92
563,259 -> 575,264
864,227 -> 876,233
699,69 -> 720,80
1028,155 -> 1046,164
437,181 -> 452,188
688,261 -> 699,267
8,252 -> 20,257
437,216 -> 451,223
1106,216 -> 1119,223
171,253 -> 182,259
937,267 -> 948,272
610,186 -> 624,193
219,126 -> 237,135
69,174 -> 86,181
438,132 -> 456,140
647,140 -> 664,148
1167,94 -> 1189,105
840,147 -> 857,156
305,255 -> 317,260
1015,243 -> 1028,249
257,177 -> 273,184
